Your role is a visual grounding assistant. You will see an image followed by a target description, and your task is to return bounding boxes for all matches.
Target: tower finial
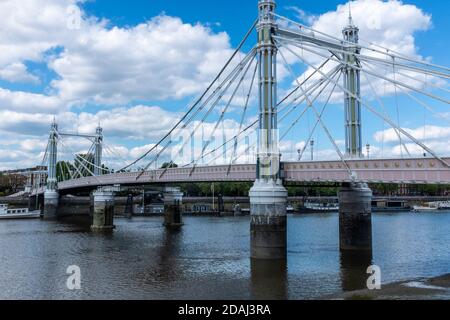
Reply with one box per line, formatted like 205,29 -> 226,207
348,1 -> 354,26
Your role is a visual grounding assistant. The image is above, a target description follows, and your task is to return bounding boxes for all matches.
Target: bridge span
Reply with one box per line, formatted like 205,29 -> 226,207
31,157 -> 450,196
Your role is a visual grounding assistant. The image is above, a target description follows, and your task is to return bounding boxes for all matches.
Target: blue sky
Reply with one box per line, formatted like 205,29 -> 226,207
0,0 -> 449,170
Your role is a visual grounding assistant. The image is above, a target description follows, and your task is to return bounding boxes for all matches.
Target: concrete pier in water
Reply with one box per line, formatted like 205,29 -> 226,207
43,190 -> 59,220
250,180 -> 288,260
163,188 -> 183,230
91,188 -> 116,232
338,182 -> 373,252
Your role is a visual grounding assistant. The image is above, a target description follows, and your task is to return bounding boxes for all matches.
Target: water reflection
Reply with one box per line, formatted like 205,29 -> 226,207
250,259 -> 288,300
0,213 -> 449,299
339,250 -> 373,291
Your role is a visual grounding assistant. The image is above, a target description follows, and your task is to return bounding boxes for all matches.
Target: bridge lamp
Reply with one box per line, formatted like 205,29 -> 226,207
310,139 -> 315,161
366,144 -> 371,159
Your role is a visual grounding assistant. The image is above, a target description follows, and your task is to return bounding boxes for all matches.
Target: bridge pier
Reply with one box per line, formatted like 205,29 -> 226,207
91,188 -> 116,232
43,190 -> 59,220
338,183 -> 373,252
250,180 -> 288,260
163,188 -> 183,230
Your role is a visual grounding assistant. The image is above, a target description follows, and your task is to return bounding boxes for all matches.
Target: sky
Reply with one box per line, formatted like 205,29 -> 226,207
0,0 -> 449,171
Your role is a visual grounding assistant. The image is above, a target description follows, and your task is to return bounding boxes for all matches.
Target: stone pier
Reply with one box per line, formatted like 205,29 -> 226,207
250,179 -> 288,260
338,182 -> 373,252
43,190 -> 59,220
163,188 -> 183,230
91,187 -> 117,232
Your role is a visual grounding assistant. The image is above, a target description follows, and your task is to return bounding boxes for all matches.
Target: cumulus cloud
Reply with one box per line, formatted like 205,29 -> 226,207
0,88 -> 63,114
373,125 -> 450,158
0,0 -> 242,106
49,15 -> 235,104
0,63 -> 39,83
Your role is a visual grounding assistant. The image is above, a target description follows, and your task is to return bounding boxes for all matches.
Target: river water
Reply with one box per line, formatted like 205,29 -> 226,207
0,212 -> 449,300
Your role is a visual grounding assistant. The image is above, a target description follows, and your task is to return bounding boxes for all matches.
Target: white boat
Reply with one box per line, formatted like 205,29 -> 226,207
412,206 -> 438,212
437,201 -> 450,210
0,204 -> 41,220
412,201 -> 450,212
297,202 -> 339,214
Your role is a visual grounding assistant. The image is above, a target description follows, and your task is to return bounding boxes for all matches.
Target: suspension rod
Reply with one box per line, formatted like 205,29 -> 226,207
279,38 -> 450,104
118,19 -> 258,172
281,42 -> 450,168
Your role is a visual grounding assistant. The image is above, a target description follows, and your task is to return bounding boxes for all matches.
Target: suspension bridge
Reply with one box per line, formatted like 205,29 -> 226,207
23,0 -> 450,259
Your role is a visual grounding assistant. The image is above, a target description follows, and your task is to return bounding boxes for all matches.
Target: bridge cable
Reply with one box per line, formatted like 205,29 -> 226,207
186,57 -> 258,177
361,60 -> 450,123
298,72 -> 342,161
277,58 -> 332,111
185,120 -> 259,168
277,37 -> 450,105
281,41 -> 450,168
137,50 -> 257,180
227,60 -> 259,175
276,41 -> 356,180
272,13 -> 450,76
277,28 -> 450,81
360,67 -> 411,157
55,133 -> 104,181
118,19 -> 258,172
181,55 -> 257,177
280,69 -> 339,141
392,56 -> 405,158
279,64 -> 342,122
135,48 -> 257,179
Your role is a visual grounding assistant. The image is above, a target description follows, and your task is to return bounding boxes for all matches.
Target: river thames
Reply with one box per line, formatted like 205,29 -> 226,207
0,212 -> 449,300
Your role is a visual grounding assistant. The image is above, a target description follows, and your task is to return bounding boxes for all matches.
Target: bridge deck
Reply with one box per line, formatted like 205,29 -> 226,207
31,157 -> 450,195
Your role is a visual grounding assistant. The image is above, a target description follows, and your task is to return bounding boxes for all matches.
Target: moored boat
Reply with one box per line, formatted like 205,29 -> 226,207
372,200 -> 411,213
296,202 -> 339,214
0,204 -> 41,220
412,201 -> 450,212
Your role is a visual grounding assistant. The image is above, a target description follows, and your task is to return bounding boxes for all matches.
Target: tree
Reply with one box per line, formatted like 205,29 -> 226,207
161,162 -> 178,169
56,161 -> 75,181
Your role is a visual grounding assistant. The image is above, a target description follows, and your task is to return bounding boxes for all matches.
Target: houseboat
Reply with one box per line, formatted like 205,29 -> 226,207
0,204 -> 41,220
371,200 -> 411,213
296,201 -> 339,214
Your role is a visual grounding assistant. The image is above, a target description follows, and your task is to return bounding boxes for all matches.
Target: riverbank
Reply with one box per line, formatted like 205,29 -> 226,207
325,274 -> 450,300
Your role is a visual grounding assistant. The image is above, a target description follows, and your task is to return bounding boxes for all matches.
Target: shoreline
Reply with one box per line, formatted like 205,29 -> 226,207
324,274 -> 450,300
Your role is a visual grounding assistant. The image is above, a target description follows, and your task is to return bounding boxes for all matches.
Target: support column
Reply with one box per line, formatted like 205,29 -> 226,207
91,187 -> 116,232
250,180 -> 287,260
24,173 -> 32,194
44,190 -> 59,219
163,187 -> 183,230
342,11 -> 363,158
250,0 -> 288,260
44,121 -> 59,219
339,182 -> 373,252
94,126 -> 103,176
124,194 -> 134,219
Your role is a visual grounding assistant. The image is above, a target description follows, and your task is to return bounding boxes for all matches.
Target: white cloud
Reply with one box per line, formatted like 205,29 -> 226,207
373,125 -> 450,158
49,14 -> 235,104
0,88 -> 63,114
374,125 -> 450,144
0,0 -> 241,105
0,63 -> 39,83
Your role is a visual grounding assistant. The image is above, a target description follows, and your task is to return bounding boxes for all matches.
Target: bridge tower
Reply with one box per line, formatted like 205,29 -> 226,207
339,11 -> 373,254
342,11 -> 362,158
249,0 -> 288,260
94,125 -> 103,176
44,121 -> 59,219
